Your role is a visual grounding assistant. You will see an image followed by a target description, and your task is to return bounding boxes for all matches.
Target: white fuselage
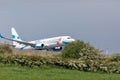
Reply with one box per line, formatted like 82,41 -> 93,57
17,36 -> 75,50
0,27 -> 75,51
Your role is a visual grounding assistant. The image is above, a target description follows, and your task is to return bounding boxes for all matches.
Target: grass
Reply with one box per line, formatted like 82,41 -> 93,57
0,64 -> 119,80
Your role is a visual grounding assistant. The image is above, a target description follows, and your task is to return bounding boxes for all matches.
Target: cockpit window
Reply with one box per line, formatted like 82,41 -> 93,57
67,37 -> 71,39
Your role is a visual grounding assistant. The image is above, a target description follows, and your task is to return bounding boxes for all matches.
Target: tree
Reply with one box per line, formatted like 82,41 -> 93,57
62,40 -> 102,59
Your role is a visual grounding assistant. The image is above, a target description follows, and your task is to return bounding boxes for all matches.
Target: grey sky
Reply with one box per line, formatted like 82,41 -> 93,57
0,0 -> 120,53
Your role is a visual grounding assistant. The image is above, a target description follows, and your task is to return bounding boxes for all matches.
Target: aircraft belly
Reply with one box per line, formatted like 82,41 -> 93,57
45,43 -> 62,49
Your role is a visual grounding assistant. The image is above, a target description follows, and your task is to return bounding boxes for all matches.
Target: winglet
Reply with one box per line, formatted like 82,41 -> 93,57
0,34 -> 3,38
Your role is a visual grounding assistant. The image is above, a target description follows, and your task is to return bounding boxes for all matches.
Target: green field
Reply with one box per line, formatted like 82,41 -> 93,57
0,64 -> 119,80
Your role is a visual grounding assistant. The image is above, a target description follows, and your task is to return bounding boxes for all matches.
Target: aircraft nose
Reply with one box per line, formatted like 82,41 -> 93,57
72,39 -> 75,42
70,39 -> 75,42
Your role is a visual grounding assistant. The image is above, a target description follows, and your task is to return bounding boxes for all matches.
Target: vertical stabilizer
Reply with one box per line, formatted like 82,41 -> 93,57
11,27 -> 22,48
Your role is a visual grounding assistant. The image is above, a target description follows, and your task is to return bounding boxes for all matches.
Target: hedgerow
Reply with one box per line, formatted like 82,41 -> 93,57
0,55 -> 120,74
0,44 -> 119,74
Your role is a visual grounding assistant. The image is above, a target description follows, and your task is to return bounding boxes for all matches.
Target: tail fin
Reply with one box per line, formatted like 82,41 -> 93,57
11,27 -> 22,47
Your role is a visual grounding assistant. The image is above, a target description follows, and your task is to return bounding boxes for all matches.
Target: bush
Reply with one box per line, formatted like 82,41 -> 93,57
0,44 -> 12,54
109,53 -> 120,62
0,54 -> 119,74
62,40 -> 103,59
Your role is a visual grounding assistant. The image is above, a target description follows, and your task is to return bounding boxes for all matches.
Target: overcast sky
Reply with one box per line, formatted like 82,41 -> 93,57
0,0 -> 120,53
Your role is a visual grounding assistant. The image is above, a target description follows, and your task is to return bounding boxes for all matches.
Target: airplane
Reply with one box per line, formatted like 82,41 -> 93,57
0,28 -> 75,51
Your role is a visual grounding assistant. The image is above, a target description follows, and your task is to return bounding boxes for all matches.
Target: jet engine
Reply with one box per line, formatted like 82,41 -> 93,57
34,43 -> 44,49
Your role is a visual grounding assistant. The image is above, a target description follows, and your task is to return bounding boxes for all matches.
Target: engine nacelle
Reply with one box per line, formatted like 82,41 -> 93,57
52,47 -> 62,51
34,43 -> 44,49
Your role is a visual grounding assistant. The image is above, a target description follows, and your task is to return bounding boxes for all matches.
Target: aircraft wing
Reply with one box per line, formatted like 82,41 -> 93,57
0,34 -> 36,47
